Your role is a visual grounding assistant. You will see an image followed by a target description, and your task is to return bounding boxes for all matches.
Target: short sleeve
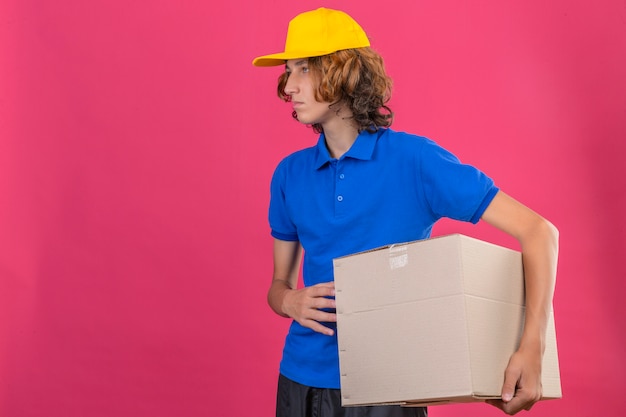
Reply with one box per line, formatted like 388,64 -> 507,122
419,139 -> 499,224
268,160 -> 299,241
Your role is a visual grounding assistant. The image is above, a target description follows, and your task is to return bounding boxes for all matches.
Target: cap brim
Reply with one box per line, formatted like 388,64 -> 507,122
252,50 -> 333,67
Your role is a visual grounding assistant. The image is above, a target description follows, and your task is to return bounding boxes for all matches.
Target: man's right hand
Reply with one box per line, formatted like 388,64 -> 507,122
281,282 -> 337,336
268,239 -> 337,336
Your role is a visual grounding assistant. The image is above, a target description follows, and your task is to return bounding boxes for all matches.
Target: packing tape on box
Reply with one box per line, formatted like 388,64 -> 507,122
388,244 -> 408,269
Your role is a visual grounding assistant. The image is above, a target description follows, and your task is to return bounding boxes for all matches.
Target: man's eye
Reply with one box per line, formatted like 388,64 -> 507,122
302,67 -> 309,73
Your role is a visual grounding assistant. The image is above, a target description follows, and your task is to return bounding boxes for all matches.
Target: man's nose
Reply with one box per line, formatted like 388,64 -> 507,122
284,78 -> 298,95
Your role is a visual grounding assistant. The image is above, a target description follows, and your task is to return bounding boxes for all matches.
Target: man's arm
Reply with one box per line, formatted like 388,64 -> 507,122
481,191 -> 559,415
268,238 -> 337,336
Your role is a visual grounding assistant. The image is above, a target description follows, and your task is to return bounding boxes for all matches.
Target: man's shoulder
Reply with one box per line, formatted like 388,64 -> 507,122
279,144 -> 317,165
272,144 -> 319,179
379,128 -> 434,152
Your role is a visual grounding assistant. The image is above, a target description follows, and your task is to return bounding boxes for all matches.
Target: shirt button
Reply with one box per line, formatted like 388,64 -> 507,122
339,174 -> 345,179
337,195 -> 343,202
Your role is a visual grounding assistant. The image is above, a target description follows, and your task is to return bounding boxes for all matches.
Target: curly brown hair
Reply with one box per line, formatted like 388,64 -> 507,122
277,47 -> 393,134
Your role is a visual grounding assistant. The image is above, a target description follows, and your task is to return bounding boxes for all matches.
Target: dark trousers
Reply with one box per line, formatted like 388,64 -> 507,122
276,374 -> 427,417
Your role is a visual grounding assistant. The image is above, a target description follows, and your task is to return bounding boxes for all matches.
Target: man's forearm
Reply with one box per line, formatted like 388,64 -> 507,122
268,279 -> 293,318
518,218 -> 559,353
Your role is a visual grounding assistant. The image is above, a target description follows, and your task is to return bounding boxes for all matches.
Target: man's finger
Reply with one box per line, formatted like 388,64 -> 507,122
310,310 -> 337,323
304,319 -> 335,336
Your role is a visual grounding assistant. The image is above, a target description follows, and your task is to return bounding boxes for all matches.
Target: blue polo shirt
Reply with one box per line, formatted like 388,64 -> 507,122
269,128 -> 498,388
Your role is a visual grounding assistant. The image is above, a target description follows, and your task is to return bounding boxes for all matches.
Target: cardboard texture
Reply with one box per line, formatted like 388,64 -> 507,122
333,234 -> 561,407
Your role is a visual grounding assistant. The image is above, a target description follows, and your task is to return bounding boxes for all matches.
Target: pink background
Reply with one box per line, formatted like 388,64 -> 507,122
1,0 -> 624,416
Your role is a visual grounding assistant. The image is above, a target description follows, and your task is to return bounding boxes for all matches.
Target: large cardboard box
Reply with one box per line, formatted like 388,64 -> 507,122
333,234 -> 561,407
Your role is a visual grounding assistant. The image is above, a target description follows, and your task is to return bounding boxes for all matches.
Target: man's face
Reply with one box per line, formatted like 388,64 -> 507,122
284,59 -> 334,126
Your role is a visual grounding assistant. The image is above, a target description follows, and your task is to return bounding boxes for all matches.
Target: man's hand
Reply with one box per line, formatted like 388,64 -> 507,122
486,348 -> 543,415
269,239 -> 337,336
281,282 -> 337,336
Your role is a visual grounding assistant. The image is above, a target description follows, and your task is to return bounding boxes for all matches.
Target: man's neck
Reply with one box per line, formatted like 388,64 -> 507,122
322,121 -> 359,159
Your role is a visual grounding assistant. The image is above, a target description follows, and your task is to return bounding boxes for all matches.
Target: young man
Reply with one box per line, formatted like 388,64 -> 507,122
253,7 -> 558,417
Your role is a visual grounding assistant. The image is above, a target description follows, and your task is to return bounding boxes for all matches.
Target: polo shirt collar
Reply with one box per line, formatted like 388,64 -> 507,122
314,129 -> 379,169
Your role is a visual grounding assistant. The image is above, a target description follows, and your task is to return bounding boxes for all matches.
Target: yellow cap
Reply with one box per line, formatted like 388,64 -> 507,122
252,8 -> 370,67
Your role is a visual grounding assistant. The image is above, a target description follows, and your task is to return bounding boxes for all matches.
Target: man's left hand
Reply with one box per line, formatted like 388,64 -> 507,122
486,348 -> 543,415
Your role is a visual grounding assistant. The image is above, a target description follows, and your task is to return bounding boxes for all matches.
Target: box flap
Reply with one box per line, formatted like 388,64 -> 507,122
333,235 -> 465,314
458,235 -> 525,306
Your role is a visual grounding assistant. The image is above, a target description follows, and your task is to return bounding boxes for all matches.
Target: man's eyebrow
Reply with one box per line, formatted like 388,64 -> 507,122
285,59 -> 308,70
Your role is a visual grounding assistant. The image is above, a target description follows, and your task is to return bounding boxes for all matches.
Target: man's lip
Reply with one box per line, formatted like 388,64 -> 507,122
292,101 -> 304,108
